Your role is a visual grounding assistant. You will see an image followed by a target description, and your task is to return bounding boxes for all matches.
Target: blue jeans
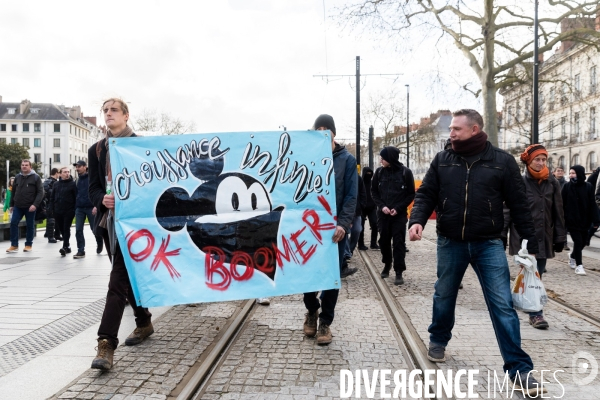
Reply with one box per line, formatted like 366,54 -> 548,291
10,206 -> 36,247
429,236 -> 534,379
303,235 -> 346,325
75,207 -> 99,252
344,215 -> 362,258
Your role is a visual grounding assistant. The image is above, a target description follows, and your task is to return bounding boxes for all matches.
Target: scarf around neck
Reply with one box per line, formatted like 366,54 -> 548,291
451,131 -> 488,157
527,165 -> 549,184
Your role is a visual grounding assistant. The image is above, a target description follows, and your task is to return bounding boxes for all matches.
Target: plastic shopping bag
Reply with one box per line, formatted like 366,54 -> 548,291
2,211 -> 8,222
511,239 -> 548,312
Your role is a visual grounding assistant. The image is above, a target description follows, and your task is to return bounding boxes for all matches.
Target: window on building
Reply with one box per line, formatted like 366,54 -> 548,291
549,121 -> 554,140
549,87 -> 555,110
7,108 -> 15,114
558,156 -> 565,169
561,117 -> 566,139
22,138 -> 29,148
23,123 -> 29,132
11,138 -> 18,144
34,123 -> 40,132
592,107 -> 597,137
572,154 -> 580,166
591,66 -> 597,94
34,153 -> 41,163
561,83 -> 568,105
575,112 -> 580,139
515,101 -> 521,122
507,107 -> 512,125
548,157 -> 554,171
0,138 -> 5,144
54,153 -> 61,163
589,152 -> 597,171
0,124 -> 5,131
575,74 -> 581,98
539,92 -> 545,114
11,124 -> 17,132
34,138 -> 41,147
54,124 -> 60,133
31,108 -> 39,114
53,138 -> 60,147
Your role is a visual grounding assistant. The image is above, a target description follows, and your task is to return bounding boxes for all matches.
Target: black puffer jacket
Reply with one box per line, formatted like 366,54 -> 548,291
371,164 -> 415,219
50,177 -> 77,215
362,167 -> 376,209
409,141 -> 539,253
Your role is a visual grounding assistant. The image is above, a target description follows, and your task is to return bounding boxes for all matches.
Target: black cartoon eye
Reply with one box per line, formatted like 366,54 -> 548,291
251,193 -> 257,210
232,192 -> 240,211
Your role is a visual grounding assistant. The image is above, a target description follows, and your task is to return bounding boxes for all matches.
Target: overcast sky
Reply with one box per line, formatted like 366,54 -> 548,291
0,0 -> 482,141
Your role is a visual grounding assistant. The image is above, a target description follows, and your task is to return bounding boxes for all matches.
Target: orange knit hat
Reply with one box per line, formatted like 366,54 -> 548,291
520,144 -> 548,165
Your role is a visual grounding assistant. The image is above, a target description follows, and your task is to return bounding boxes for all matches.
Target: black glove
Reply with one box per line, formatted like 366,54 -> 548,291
553,242 -> 564,253
501,236 -> 507,250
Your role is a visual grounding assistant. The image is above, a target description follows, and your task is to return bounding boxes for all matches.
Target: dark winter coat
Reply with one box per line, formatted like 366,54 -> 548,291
562,165 -> 600,231
75,173 -> 94,208
362,167 -> 376,209
371,164 -> 415,220
50,177 -> 77,215
332,143 -> 358,233
504,170 -> 566,259
355,175 -> 366,217
10,172 -> 44,209
409,141 -> 539,254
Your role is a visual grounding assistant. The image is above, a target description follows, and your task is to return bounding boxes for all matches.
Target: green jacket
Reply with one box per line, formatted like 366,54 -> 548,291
3,187 -> 11,212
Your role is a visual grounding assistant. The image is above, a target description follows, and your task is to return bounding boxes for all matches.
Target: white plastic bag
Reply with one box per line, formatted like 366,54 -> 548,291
511,239 -> 548,312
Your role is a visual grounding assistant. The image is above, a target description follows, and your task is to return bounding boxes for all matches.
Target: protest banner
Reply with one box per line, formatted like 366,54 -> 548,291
109,130 -> 341,307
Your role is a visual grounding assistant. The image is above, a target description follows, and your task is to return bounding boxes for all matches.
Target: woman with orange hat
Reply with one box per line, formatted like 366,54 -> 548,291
504,144 -> 566,329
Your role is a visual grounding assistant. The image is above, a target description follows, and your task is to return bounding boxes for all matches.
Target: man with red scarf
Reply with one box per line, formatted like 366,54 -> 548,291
408,109 -> 546,396
503,144 -> 566,329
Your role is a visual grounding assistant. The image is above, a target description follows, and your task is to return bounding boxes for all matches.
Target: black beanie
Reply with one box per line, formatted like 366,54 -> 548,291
380,146 -> 402,169
313,114 -> 336,135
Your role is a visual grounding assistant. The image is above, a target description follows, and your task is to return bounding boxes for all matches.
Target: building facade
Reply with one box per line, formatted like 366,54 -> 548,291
0,97 -> 100,176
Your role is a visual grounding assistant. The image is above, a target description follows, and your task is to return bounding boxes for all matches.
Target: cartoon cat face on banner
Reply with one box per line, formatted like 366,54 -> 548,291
155,150 -> 284,282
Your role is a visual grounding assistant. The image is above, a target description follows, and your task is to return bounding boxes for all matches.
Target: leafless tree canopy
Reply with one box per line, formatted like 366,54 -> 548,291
361,89 -> 406,146
337,0 -> 600,145
132,109 -> 197,135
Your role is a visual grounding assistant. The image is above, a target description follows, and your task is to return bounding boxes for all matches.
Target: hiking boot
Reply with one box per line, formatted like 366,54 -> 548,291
427,342 -> 446,362
316,320 -> 332,345
256,298 -> 270,305
370,244 -> 380,249
91,339 -> 114,370
124,323 -> 154,346
303,310 -> 318,337
529,315 -> 549,329
568,253 -> 576,268
358,244 -> 368,251
73,251 -> 86,259
512,373 -> 548,396
340,266 -> 358,278
381,263 -> 391,278
6,246 -> 18,253
394,274 -> 404,285
23,246 -> 32,252
574,265 -> 586,275
48,238 -> 57,243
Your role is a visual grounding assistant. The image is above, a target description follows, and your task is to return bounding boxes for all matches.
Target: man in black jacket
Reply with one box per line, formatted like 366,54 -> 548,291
73,160 -> 104,258
408,109 -> 545,396
50,167 -> 77,256
371,146 -> 415,285
6,159 -> 44,253
43,168 -> 62,243
89,98 -> 153,371
358,167 -> 379,251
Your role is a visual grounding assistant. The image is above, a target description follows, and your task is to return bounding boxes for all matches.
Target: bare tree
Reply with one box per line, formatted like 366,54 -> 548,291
338,0 -> 600,145
361,89 -> 406,146
132,109 -> 197,135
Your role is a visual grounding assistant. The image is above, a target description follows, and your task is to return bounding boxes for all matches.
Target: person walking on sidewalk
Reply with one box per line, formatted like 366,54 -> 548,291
73,160 -> 104,258
89,98 -> 153,371
49,167 -> 77,256
43,168 -> 62,243
303,114 -> 357,345
371,146 -> 415,285
344,173 -> 366,260
408,109 -> 546,396
562,165 -> 600,275
503,144 -> 566,330
358,167 -> 379,251
6,160 -> 44,253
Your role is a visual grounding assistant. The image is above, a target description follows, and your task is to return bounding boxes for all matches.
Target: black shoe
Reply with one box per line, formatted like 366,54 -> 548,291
73,251 -> 86,259
55,236 -> 63,241
370,244 -> 380,250
340,267 -> 358,278
459,283 -> 463,289
358,245 -> 368,251
427,342 -> 446,362
381,263 -> 391,278
394,274 -> 404,285
48,238 -> 57,243
59,247 -> 71,256
405,248 -> 409,253
96,242 -> 103,254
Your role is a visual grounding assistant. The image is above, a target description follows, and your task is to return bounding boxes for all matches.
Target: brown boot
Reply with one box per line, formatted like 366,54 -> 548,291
125,322 -> 154,346
303,311 -> 318,337
91,339 -> 114,370
316,320 -> 332,345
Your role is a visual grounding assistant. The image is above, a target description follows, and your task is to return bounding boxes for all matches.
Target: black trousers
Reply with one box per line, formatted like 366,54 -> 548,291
377,214 -> 407,273
97,229 -> 152,349
359,206 -> 378,247
44,216 -> 62,239
569,228 -> 587,266
55,211 -> 75,249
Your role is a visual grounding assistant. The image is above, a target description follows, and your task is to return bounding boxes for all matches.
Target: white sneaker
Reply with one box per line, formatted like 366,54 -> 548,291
256,298 -> 271,305
568,253 -> 576,268
574,265 -> 587,275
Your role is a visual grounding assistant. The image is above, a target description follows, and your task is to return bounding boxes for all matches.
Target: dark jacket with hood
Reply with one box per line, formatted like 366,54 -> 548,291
355,175 -> 366,217
332,143 -> 358,233
362,167 -> 376,209
371,147 -> 415,219
10,171 -> 44,209
50,176 -> 77,215
562,165 -> 600,231
75,173 -> 94,208
409,140 -> 539,254
503,169 -> 566,259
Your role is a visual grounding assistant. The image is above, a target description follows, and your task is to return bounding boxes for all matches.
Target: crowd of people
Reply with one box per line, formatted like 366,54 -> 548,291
5,103 -> 600,397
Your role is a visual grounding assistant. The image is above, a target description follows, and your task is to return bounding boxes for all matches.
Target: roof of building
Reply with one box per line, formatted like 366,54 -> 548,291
0,102 -> 71,121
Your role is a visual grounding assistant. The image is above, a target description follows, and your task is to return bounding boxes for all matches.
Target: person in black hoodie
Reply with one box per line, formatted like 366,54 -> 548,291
43,168 -> 63,243
371,146 -> 415,285
358,167 -> 379,251
73,160 -> 104,258
562,165 -> 600,275
49,167 -> 77,256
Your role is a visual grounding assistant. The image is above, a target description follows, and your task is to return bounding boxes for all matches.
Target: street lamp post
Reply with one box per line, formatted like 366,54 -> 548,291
368,125 -> 374,169
406,84 -> 410,168
532,0 -> 540,144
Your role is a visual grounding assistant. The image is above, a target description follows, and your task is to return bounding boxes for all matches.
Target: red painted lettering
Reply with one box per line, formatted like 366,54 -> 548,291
126,229 -> 154,262
302,209 -> 335,243
203,246 -> 231,291
230,252 -> 254,281
272,235 -> 299,268
254,247 -> 274,274
150,235 -> 181,280
290,226 -> 316,264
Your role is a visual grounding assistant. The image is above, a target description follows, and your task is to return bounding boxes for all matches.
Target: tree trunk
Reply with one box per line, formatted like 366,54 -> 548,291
481,0 -> 498,146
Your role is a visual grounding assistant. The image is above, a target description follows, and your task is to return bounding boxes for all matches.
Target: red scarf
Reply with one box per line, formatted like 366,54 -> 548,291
451,131 -> 488,157
527,165 -> 549,184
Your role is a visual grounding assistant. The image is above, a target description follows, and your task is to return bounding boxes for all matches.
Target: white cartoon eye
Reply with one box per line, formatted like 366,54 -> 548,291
196,176 -> 272,223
